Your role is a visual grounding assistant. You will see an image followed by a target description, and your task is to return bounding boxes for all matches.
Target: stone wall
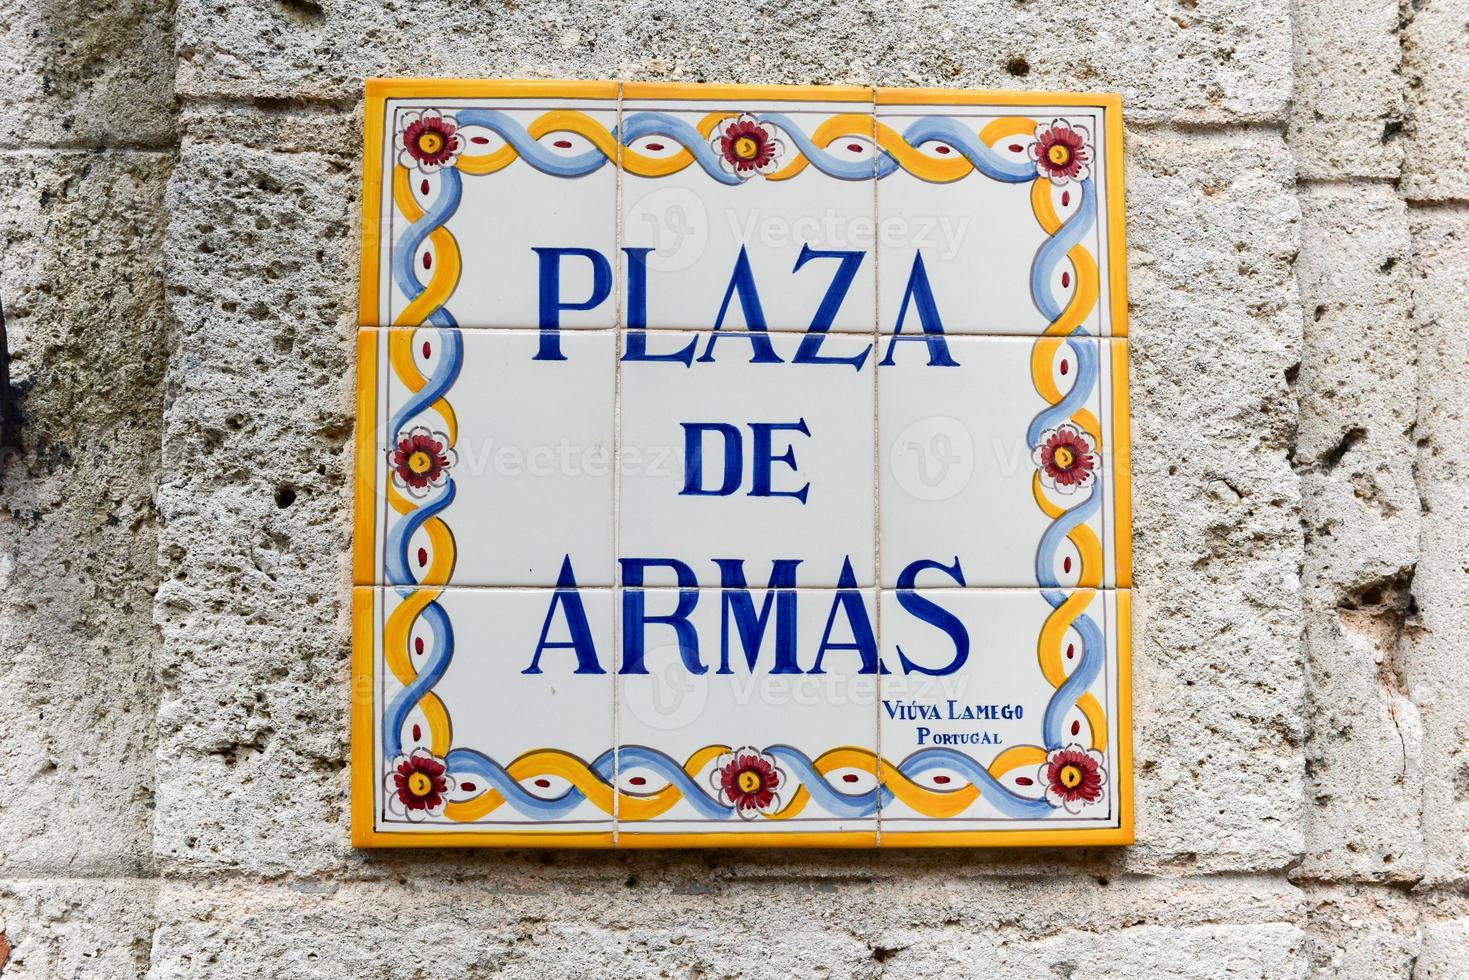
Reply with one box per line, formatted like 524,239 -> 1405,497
0,0 -> 1464,976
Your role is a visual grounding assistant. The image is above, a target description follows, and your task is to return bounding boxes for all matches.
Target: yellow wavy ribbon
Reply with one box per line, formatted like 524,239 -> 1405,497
391,166 -> 462,329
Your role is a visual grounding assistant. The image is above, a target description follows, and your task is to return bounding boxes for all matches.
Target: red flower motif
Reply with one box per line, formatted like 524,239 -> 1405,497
1032,423 -> 1098,494
386,749 -> 455,820
712,114 -> 784,179
398,109 -> 463,173
1030,119 -> 1092,185
391,425 -> 456,496
1041,744 -> 1107,813
712,747 -> 785,818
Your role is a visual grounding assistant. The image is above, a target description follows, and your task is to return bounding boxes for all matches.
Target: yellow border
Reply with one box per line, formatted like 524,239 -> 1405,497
366,78 -> 620,100
877,88 -> 1123,110
358,88 -> 386,326
357,79 -> 618,327
351,330 -> 378,584
619,831 -> 878,848
351,81 -> 1133,850
1102,96 -> 1129,339
350,587 -> 376,847
351,586 -> 616,848
1112,340 -> 1133,588
622,81 -> 870,102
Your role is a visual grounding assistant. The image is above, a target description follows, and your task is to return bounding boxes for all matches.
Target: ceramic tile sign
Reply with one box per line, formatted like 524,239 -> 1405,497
352,80 -> 1133,848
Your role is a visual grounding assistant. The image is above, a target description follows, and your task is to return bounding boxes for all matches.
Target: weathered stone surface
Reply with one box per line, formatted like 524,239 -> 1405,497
147,875 -> 1304,979
1404,208 -> 1469,886
1402,0 -> 1469,200
154,138 -> 359,876
1122,127 -> 1305,872
1288,0 -> 1406,178
0,151 -> 171,875
0,0 -> 175,148
1415,917 -> 1469,979
0,877 -> 158,979
4,0 -> 1469,971
173,0 -> 1292,122
1292,184 -> 1423,882
1302,885 -> 1419,978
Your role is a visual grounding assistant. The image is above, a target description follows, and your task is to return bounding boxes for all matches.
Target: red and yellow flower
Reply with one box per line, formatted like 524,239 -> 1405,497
711,746 -> 786,818
398,109 -> 463,174
711,114 -> 785,179
1032,423 -> 1099,493
390,425 -> 456,496
1029,119 -> 1092,185
385,749 -> 455,820
1040,744 -> 1106,813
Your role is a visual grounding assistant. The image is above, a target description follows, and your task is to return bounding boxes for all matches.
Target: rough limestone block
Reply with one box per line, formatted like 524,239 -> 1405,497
172,0 -> 1291,122
1294,185 -> 1418,594
874,924 -> 1307,979
1287,0 -> 1405,179
0,0 -> 175,148
1402,0 -> 1469,200
1302,885 -> 1419,978
0,877 -> 158,979
1404,209 -> 1469,886
147,875 -> 1302,979
156,137 -> 359,876
0,151 -> 171,875
1122,127 -> 1305,872
1292,184 -> 1424,882
1416,917 -> 1469,979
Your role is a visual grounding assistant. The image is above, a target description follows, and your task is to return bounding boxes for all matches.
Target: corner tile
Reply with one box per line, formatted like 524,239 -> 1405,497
356,586 -> 616,846
878,588 -> 1130,845
875,98 -> 1123,337
362,86 -> 619,328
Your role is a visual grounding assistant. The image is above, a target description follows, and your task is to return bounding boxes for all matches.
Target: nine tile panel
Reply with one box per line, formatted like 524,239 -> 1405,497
355,80 -> 1131,847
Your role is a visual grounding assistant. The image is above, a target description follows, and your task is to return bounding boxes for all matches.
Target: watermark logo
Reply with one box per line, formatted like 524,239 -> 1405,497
889,416 -> 974,501
624,187 -> 709,272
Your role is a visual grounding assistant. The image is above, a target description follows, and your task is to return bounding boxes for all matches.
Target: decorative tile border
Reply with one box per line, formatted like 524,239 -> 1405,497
352,80 -> 1132,848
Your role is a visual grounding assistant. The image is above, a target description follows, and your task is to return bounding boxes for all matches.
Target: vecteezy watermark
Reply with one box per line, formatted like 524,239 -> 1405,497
623,661 -> 978,732
623,187 -> 975,268
889,416 -> 975,501
887,419 -> 1043,502
724,210 -> 973,259
624,187 -> 710,272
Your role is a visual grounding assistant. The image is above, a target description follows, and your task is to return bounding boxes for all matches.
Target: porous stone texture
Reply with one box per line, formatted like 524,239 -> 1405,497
146,874 -> 1307,979
0,0 -> 176,148
1300,885 -> 1419,979
0,0 -> 1467,975
172,0 -> 1293,123
1287,0 -> 1405,179
1401,0 -> 1469,201
1124,126 -> 1306,873
154,136 -> 359,877
1417,916 -> 1469,979
0,151 -> 170,876
1402,207 -> 1469,887
0,878 -> 158,978
1292,184 -> 1423,882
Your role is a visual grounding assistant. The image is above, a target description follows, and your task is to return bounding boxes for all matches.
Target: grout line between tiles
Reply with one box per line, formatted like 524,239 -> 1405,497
870,90 -> 883,846
359,324 -> 1120,342
359,585 -> 1131,593
612,80 -> 624,846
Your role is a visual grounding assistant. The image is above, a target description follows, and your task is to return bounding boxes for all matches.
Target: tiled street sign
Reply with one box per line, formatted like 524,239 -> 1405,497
353,80 -> 1132,847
